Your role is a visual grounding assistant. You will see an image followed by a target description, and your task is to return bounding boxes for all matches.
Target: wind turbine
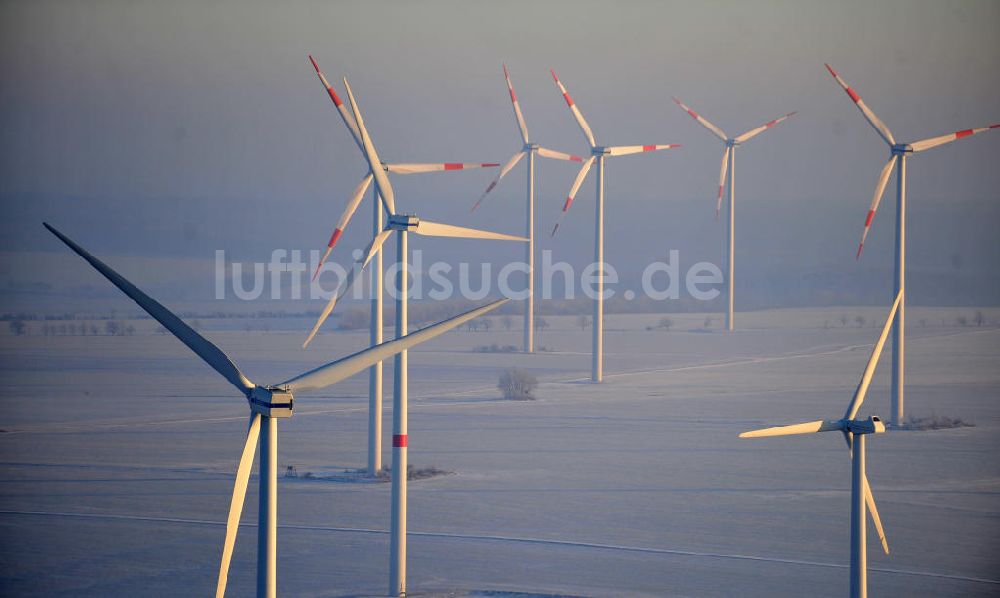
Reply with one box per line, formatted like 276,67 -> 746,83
470,64 -> 583,353
308,55 -> 499,475
42,222 -> 506,598
825,63 -> 998,426
303,77 -> 527,597
741,291 -> 901,598
671,97 -> 796,331
549,69 -> 681,382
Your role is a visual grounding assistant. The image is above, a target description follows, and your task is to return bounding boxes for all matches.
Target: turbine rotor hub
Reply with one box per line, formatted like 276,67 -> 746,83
525,142 -> 539,151
891,143 -> 912,155
592,146 -> 611,156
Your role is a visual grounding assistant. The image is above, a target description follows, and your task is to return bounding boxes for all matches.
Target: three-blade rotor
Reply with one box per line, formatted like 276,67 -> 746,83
45,221 -> 507,597
671,97 -> 795,219
549,70 -> 680,235
739,291 -> 902,555
303,77 -> 527,348
471,65 -> 583,213
825,63 -> 998,259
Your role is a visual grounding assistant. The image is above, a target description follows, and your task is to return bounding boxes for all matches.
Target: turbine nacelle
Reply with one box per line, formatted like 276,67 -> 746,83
249,386 -> 294,419
890,143 -> 913,155
387,214 -> 420,231
591,146 -> 611,156
846,415 -> 885,435
524,142 -> 539,152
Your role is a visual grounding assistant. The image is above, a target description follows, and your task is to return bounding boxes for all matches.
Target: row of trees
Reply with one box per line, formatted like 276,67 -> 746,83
8,320 -> 138,336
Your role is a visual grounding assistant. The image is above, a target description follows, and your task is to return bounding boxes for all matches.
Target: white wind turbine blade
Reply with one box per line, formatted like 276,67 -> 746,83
313,172 -> 375,281
385,162 -> 500,174
910,123 -> 999,152
415,220 -> 528,242
308,55 -> 363,151
303,229 -> 393,348
739,420 -> 843,438
551,69 -> 597,148
844,290 -> 903,421
343,77 -> 396,215
856,155 -> 898,259
716,147 -> 731,219
606,144 -> 681,157
536,146 -> 584,162
471,151 -> 526,212
672,97 -> 728,142
825,64 -> 896,146
44,223 -> 255,395
216,413 -> 262,598
285,299 -> 509,392
503,64 -> 530,144
864,476 -> 890,554
551,156 -> 595,236
734,111 -> 797,144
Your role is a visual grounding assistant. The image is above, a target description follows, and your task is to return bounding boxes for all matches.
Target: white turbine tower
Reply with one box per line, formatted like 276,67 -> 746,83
671,97 -> 796,331
308,55 -> 500,475
43,222 -> 506,598
741,291 -> 901,598
303,78 -> 527,597
549,69 -> 680,382
825,63 -> 998,426
471,64 -> 583,353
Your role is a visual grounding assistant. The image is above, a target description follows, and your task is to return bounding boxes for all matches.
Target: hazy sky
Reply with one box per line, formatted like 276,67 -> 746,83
1,0 -> 998,308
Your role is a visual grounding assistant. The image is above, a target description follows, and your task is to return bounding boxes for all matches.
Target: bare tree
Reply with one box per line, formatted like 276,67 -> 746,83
481,317 -> 493,333
501,315 -> 513,331
8,320 -> 26,336
703,316 -> 713,329
839,314 -> 848,327
974,311 -> 985,327
534,317 -> 549,332
498,368 -> 538,400
577,314 -> 590,330
855,315 -> 866,328
658,317 -> 673,331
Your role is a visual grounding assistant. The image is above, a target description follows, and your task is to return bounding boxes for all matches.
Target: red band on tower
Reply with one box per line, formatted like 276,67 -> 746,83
393,434 -> 408,448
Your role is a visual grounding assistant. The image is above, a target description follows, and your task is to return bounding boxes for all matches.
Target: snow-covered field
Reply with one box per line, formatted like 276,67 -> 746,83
1,309 -> 998,597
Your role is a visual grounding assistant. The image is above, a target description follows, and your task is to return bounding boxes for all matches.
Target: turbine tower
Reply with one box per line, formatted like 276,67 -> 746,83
43,222 -> 506,598
303,78 -> 527,597
671,97 -> 795,331
549,69 -> 680,382
308,55 -> 499,475
471,64 -> 583,352
825,63 -> 998,426
741,291 -> 902,598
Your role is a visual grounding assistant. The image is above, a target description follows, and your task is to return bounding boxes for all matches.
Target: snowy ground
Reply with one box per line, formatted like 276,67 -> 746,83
1,308 -> 998,596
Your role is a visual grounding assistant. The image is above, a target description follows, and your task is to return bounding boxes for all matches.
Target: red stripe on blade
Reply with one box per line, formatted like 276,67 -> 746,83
308,55 -> 320,72
570,155 -> 583,162
955,129 -> 973,139
687,109 -> 699,119
444,163 -> 463,170
327,228 -> 343,248
483,163 -> 500,167
563,92 -> 574,107
326,88 -> 343,107
864,210 -> 875,227
643,145 -> 655,151
509,89 -> 517,103
846,88 -> 861,104
393,434 -> 408,448
562,197 -> 573,211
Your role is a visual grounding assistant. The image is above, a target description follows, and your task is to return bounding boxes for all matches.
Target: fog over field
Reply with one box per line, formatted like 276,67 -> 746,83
1,1 -> 999,596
